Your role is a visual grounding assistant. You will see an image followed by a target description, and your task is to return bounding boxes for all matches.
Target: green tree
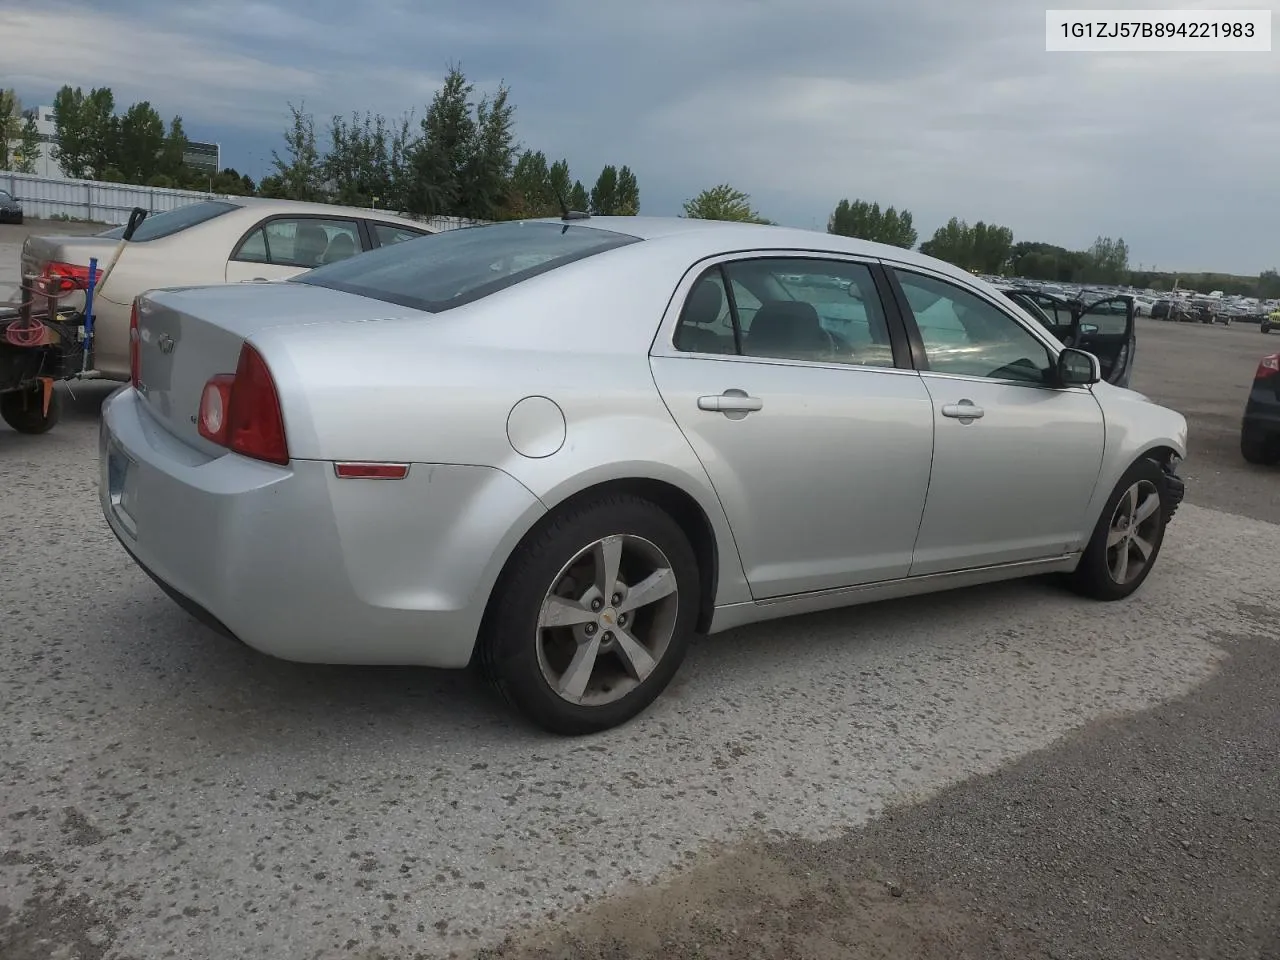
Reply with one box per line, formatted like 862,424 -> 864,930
116,101 -> 166,182
569,179 -> 589,212
459,80 -> 517,220
682,184 -> 771,223
615,165 -> 639,215
970,221 -> 1014,274
1258,269 -> 1280,299
51,85 -> 91,179
268,102 -> 325,201
508,149 -> 556,218
589,164 -> 618,215
159,116 -> 188,178
15,114 -> 40,174
80,87 -> 118,179
827,198 -> 917,248
919,217 -> 974,267
0,89 -> 20,170
406,65 -> 476,216
1085,235 -> 1130,284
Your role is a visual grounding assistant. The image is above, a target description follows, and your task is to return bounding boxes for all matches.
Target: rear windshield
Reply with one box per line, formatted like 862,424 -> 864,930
98,200 -> 237,242
295,220 -> 641,312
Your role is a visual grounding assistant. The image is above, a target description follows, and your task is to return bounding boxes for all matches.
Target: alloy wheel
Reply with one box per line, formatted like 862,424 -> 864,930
535,534 -> 679,706
1105,479 -> 1162,584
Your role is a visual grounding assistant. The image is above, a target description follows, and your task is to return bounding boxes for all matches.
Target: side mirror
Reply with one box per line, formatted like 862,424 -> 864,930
1079,322 -> 1099,335
1058,347 -> 1100,387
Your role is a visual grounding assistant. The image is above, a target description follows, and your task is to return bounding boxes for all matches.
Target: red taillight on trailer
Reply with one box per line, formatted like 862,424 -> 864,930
197,344 -> 290,465
129,301 -> 140,388
1257,354 -> 1279,379
43,261 -> 102,295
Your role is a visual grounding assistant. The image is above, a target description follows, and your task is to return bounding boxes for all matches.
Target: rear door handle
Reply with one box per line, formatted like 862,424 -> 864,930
941,400 -> 984,421
698,392 -> 763,413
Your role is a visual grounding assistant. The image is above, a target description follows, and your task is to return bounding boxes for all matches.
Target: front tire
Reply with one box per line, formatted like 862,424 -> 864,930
1262,321 -> 1272,334
0,387 -> 61,435
478,494 -> 700,735
1070,458 -> 1170,601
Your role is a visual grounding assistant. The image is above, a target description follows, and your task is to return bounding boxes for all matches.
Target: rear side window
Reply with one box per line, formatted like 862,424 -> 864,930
98,200 -> 236,242
372,222 -> 429,247
296,220 -> 640,312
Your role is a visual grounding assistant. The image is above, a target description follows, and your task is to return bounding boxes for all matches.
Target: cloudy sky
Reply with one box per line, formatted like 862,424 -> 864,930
4,0 -> 1278,272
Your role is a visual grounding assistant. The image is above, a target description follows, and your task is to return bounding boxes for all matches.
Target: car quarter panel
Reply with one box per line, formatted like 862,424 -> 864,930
100,386 -> 545,667
250,247 -> 758,608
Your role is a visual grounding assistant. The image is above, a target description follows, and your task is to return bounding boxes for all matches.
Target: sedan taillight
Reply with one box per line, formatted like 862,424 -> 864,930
197,344 -> 290,465
1257,354 -> 1279,379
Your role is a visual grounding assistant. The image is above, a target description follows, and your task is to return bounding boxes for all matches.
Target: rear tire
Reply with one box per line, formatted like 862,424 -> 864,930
477,494 -> 700,735
0,387 -> 61,435
1069,458 -> 1170,601
1262,321 -> 1272,334
1241,427 -> 1280,466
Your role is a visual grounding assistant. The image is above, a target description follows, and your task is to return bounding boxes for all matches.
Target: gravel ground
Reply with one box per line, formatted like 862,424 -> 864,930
1,295 -> 1277,958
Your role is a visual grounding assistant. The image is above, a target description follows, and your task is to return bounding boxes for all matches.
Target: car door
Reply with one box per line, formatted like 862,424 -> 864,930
224,216 -> 366,282
886,266 -> 1106,577
1072,296 -> 1136,387
649,255 -> 935,599
1002,290 -> 1075,342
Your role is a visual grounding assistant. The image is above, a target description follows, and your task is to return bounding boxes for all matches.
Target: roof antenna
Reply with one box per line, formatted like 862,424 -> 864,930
555,186 -> 590,221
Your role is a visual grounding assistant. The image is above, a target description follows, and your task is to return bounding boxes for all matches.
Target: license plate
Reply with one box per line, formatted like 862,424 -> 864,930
107,442 -> 139,538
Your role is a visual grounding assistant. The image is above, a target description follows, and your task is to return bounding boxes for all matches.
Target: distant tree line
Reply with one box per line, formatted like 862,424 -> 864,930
261,65 -> 640,221
42,85 -> 256,195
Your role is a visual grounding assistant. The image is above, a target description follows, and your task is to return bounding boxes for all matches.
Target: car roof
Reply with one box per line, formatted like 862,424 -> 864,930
217,195 -> 429,228
541,216 -> 980,286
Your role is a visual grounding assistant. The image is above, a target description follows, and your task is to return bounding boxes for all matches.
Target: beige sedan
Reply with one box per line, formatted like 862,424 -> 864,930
20,197 -> 434,381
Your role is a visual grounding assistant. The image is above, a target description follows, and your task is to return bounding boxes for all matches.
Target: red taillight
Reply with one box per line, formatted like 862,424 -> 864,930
129,301 -> 140,388
43,261 -> 102,295
1257,354 -> 1279,379
198,344 -> 289,465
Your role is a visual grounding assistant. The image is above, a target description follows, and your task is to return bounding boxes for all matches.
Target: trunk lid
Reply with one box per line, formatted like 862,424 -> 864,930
135,281 -> 423,452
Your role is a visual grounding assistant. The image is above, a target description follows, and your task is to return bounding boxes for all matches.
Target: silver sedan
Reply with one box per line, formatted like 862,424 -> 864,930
99,217 -> 1189,734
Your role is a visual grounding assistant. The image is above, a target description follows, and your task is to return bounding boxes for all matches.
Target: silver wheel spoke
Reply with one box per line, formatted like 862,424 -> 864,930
1112,542 -> 1130,582
617,567 -> 676,614
1107,526 -> 1128,547
1133,491 -> 1160,524
558,634 -> 602,702
1125,484 -> 1139,518
594,536 -> 623,598
1131,534 -> 1156,560
612,627 -> 657,682
540,595 -> 595,628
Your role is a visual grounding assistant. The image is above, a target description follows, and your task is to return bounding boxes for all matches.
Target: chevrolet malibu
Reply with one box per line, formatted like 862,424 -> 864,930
100,217 -> 1188,735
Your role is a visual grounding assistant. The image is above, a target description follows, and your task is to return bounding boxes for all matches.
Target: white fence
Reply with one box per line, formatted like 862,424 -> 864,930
0,170 -> 483,232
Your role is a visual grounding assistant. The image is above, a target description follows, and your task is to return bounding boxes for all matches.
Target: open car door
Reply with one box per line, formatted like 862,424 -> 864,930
1073,295 -> 1136,388
1001,290 -> 1135,388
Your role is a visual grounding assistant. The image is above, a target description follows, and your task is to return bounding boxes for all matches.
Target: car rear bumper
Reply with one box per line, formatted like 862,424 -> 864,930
99,387 -> 546,667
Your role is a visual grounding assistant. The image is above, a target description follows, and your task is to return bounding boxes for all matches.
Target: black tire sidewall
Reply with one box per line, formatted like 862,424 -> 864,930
482,494 -> 700,735
1075,458 -> 1169,601
0,388 -> 61,434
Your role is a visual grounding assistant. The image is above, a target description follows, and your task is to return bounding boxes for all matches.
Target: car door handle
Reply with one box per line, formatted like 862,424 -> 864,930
698,392 -> 763,413
941,400 -> 984,420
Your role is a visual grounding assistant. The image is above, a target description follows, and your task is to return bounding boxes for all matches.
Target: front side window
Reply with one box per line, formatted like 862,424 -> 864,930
296,220 -> 640,313
894,269 -> 1054,383
674,257 -> 895,367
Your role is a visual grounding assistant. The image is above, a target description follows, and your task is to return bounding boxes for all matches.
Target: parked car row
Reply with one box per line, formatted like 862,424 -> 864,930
0,189 -> 22,224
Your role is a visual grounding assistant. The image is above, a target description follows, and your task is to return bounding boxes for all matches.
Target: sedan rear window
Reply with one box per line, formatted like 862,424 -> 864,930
295,220 -> 641,312
98,200 -> 237,242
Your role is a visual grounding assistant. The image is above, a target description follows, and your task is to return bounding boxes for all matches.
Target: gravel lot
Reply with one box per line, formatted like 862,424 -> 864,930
1,224 -> 1277,959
